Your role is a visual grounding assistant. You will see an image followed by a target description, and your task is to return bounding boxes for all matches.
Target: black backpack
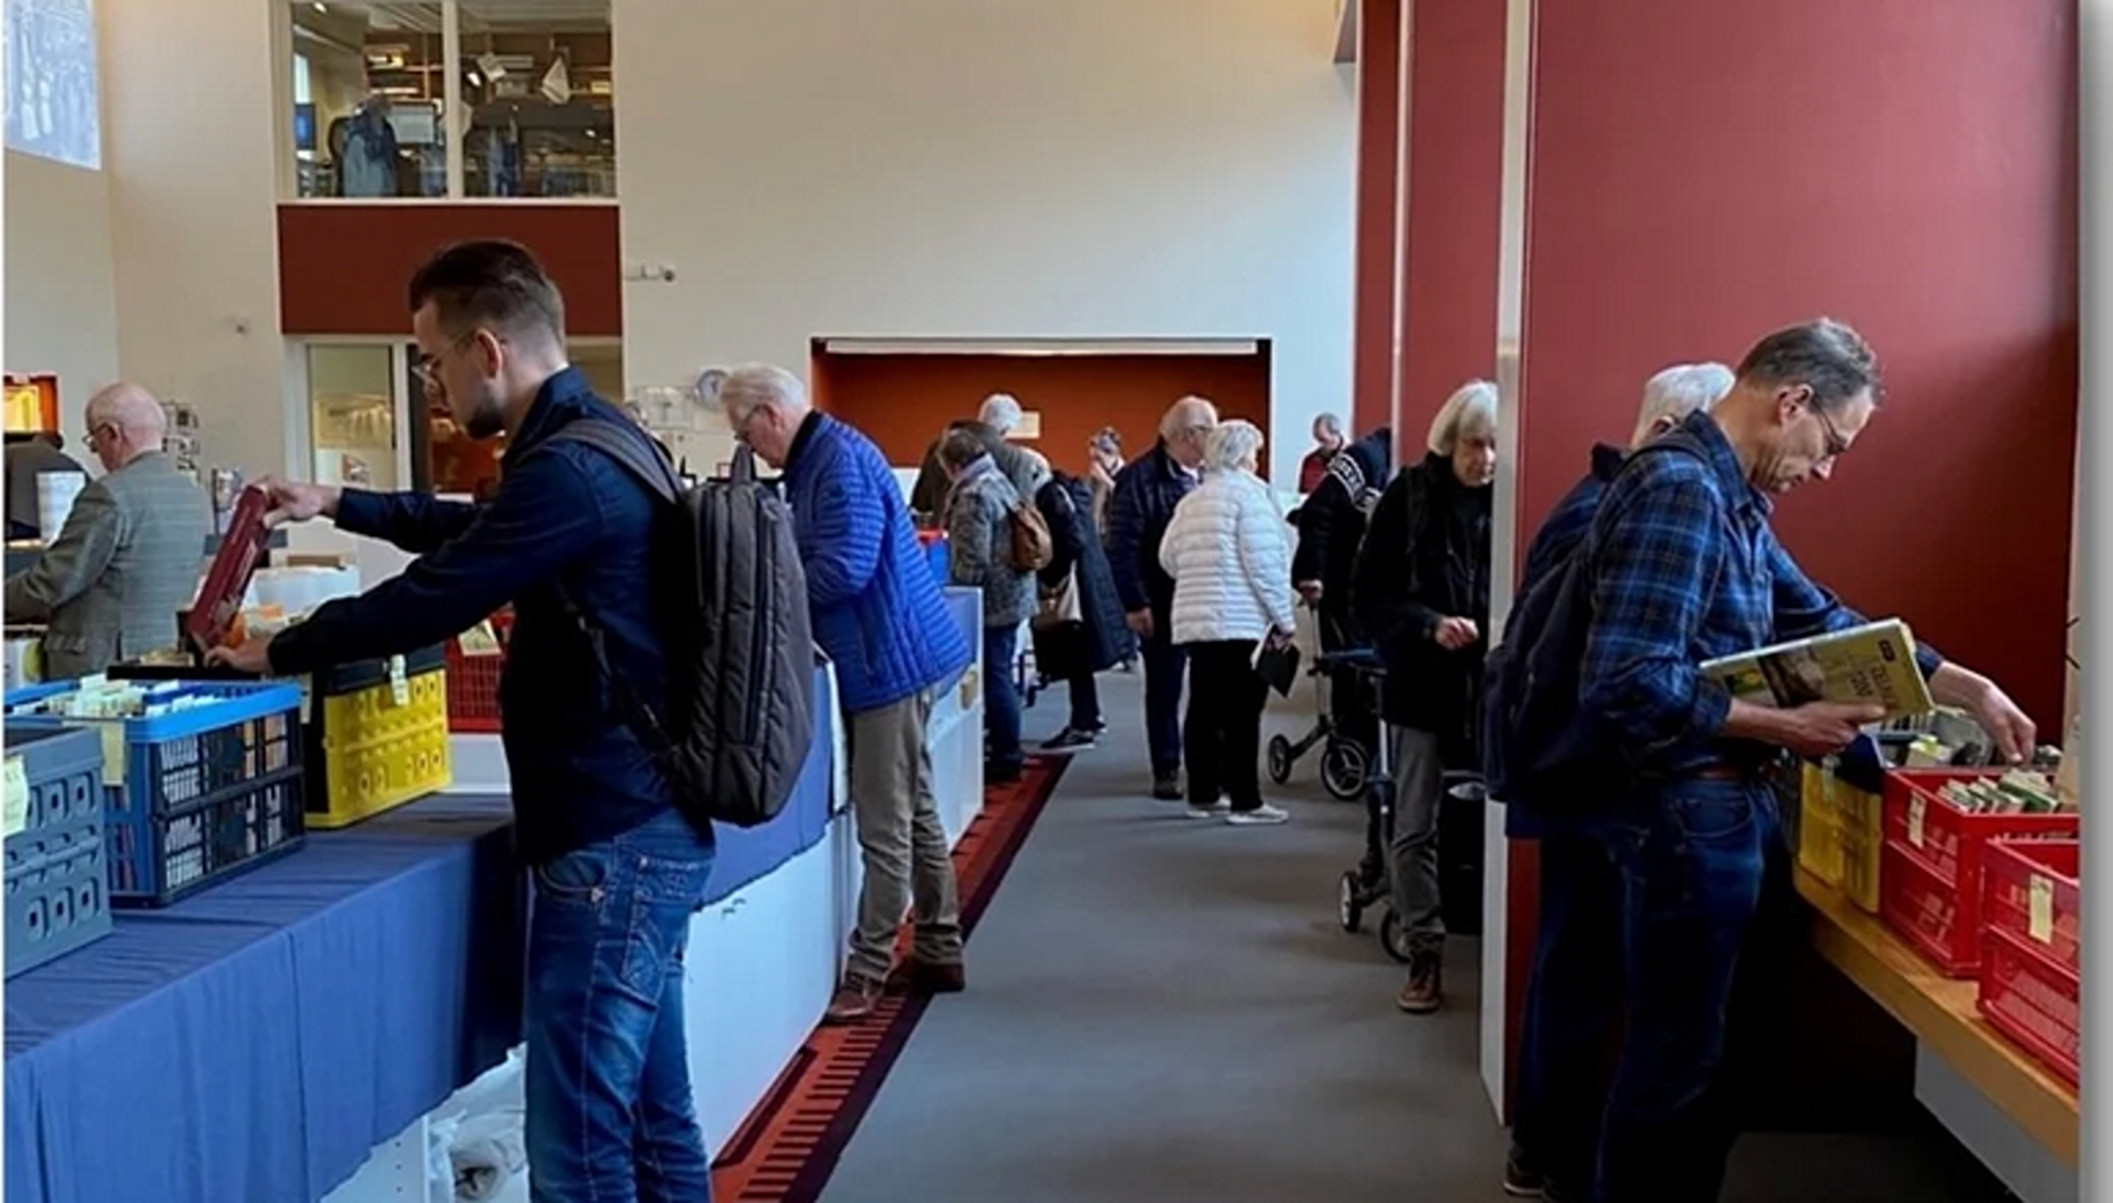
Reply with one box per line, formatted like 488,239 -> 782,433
542,420 -> 817,828
1481,433 -> 1708,811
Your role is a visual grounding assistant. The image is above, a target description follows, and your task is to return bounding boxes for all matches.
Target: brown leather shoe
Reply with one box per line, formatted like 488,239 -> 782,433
910,960 -> 967,995
1396,947 -> 1443,1014
823,975 -> 885,1025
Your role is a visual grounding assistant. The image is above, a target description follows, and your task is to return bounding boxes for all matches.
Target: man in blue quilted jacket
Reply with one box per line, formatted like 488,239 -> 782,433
717,364 -> 975,1026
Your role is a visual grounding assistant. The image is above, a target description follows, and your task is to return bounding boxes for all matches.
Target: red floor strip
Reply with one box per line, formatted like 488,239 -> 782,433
710,754 -> 1071,1202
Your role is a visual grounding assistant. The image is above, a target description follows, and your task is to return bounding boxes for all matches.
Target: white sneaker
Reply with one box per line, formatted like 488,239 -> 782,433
1225,803 -> 1290,826
1184,798 -> 1232,819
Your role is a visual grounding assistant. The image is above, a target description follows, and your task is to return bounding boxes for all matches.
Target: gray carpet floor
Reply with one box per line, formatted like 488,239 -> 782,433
817,669 -> 2018,1203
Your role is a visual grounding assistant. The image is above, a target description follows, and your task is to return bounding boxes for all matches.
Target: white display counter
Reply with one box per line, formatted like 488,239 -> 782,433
325,586 -> 986,1203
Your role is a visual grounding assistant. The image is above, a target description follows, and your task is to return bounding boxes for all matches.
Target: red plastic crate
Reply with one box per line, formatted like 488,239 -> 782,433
445,611 -> 512,734
1977,923 -> 2080,1087
1982,839 -> 2080,973
1880,769 -> 2077,884
1880,839 -> 1979,976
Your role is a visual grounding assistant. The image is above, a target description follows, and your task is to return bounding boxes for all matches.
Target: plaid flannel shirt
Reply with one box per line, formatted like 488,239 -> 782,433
1578,411 -> 1942,775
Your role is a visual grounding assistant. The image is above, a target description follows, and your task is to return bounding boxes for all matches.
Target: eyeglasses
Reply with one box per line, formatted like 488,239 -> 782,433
413,328 -> 485,394
1802,390 -> 1850,459
727,405 -> 761,445
82,421 -> 113,447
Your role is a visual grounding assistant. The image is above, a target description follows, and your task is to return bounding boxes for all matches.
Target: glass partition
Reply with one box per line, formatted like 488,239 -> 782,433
458,1 -> 614,198
288,1 -> 448,198
284,0 -> 613,200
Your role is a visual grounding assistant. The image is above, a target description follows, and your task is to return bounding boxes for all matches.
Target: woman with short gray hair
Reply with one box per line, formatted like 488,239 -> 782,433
1156,419 -> 1298,825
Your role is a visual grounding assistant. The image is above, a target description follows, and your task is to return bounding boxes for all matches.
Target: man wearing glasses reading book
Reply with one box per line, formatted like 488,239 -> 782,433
1565,319 -> 2035,1203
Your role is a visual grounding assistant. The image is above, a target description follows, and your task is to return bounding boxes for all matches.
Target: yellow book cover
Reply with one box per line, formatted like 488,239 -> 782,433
1700,618 -> 1934,720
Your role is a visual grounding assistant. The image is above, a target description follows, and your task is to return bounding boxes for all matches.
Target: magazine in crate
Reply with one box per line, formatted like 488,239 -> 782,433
1699,618 -> 1933,720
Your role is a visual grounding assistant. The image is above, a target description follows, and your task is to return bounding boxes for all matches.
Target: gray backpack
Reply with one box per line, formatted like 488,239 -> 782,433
544,420 -> 816,828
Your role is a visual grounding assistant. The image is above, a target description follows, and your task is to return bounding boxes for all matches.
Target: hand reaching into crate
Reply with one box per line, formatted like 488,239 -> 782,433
205,633 -> 276,676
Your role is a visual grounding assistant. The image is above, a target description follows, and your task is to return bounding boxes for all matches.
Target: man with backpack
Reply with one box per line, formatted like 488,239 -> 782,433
1486,320 -> 2035,1202
712,365 -> 976,1027
937,427 -> 1040,784
211,240 -> 719,1201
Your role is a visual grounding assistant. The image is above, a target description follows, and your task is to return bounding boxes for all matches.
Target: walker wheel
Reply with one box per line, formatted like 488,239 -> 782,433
1339,870 -> 1364,932
1379,907 -> 1415,964
1320,740 -> 1369,802
1266,735 -> 1293,785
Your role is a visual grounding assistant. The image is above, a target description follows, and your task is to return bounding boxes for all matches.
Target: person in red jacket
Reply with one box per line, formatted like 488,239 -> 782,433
1297,412 -> 1346,494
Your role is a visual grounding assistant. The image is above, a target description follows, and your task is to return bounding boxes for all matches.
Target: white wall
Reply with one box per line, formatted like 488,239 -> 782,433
4,150 -> 121,442
100,0 -> 288,481
613,0 -> 1356,482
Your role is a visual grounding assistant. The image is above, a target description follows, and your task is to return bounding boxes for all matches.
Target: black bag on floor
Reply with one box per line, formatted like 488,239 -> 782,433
544,421 -> 816,828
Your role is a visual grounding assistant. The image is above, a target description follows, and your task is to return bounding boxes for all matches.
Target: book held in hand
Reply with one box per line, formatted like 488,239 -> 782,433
1699,618 -> 1934,721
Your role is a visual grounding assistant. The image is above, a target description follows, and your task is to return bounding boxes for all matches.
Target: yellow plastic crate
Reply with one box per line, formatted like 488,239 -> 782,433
311,661 -> 452,829
1796,760 -> 1882,912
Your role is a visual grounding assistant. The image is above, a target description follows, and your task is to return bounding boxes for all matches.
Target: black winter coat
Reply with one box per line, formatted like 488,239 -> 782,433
1292,426 -> 1393,646
1031,473 -> 1134,678
1104,441 -> 1196,621
1350,452 -> 1492,762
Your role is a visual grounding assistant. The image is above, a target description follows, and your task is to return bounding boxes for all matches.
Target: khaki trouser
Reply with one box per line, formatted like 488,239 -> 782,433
846,688 -> 964,983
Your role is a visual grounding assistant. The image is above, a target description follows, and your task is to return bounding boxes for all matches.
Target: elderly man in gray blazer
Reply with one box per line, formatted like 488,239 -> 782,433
5,382 -> 211,678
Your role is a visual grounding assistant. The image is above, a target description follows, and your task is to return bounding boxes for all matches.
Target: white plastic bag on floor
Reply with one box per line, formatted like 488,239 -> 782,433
428,1045 -> 530,1201
451,1110 -> 528,1200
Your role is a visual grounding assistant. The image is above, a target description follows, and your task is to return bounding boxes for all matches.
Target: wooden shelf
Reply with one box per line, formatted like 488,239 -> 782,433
1796,867 -> 2078,1165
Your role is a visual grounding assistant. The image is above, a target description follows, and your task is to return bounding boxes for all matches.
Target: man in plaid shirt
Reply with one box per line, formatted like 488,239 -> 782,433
1571,320 -> 2035,1203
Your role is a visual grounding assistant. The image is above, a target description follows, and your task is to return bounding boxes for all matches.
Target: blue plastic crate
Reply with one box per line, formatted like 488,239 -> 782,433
104,767 -> 306,906
8,679 -> 305,816
9,679 -> 309,906
5,727 -> 113,976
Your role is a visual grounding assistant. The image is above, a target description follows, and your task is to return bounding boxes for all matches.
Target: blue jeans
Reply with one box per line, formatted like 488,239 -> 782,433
984,624 -> 1023,769
1139,627 -> 1187,778
526,808 -> 717,1203
1594,778 -> 1775,1203
1512,829 -> 1625,1197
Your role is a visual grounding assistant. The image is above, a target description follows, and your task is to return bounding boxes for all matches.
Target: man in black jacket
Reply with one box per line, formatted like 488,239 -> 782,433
211,241 -> 715,1200
1106,395 -> 1217,799
1292,424 -> 1392,745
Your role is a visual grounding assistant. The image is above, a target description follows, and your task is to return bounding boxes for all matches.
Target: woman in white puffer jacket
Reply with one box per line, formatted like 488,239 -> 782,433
1158,419 -> 1298,825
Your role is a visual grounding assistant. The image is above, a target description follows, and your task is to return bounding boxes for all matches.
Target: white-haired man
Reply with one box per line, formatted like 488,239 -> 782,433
1501,361 -> 1733,1201
1299,411 -> 1347,494
1508,322 -> 2032,1201
907,392 -> 1050,519
714,363 -> 975,1026
1106,396 -> 1219,798
5,382 -> 210,677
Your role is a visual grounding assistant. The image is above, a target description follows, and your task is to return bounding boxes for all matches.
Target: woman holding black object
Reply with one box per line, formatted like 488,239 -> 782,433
1352,381 -> 1496,1014
1031,470 -> 1134,750
1157,420 -> 1298,826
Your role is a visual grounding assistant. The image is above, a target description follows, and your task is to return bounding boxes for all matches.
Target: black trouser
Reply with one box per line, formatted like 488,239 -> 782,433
1141,626 -> 1187,779
1066,671 -> 1102,731
1181,639 -> 1269,811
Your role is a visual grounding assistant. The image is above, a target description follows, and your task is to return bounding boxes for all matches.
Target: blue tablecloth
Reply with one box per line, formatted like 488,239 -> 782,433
3,674 -> 838,1203
4,795 -> 525,1203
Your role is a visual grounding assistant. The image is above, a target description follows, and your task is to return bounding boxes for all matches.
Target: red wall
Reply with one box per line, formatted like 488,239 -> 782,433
1395,0 -> 1506,450
809,349 -> 1273,479
1351,0 -> 1402,435
1519,0 -> 2079,727
278,204 -> 622,337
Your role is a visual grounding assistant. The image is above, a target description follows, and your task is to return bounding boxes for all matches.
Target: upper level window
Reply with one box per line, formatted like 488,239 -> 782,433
460,1 -> 614,198
5,0 -> 101,169
282,0 -> 612,202
290,1 -> 448,199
